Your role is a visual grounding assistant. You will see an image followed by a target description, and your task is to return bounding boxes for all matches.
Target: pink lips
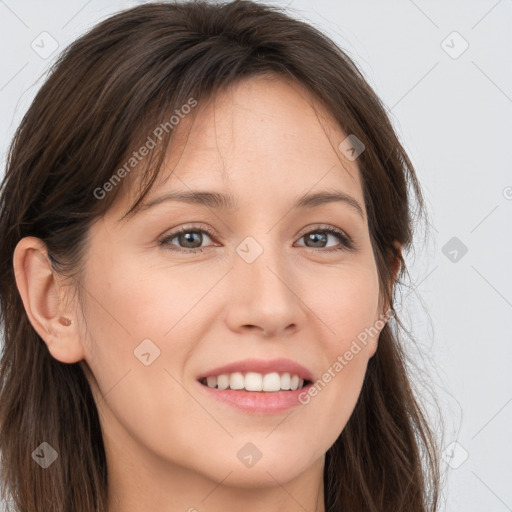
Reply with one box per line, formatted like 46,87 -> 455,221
196,357 -> 315,414
197,357 -> 315,382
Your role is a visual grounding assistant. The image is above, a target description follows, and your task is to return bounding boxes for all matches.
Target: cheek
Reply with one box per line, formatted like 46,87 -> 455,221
77,254 -> 214,469
79,249 -> 207,350
75,252 -> 188,403
294,264 -> 381,441
311,261 -> 382,348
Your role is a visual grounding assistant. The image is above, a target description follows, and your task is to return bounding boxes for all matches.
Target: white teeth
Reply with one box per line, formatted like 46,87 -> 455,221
262,372 -> 281,392
229,372 -> 245,390
280,372 -> 291,390
217,374 -> 229,390
245,372 -> 263,391
202,371 -> 307,391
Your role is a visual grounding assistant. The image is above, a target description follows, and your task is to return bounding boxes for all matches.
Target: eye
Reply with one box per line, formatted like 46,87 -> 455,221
159,224 -> 356,253
295,225 -> 355,252
159,225 -> 215,253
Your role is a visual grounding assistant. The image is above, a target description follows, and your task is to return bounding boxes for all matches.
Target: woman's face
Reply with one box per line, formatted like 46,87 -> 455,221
76,76 -> 388,489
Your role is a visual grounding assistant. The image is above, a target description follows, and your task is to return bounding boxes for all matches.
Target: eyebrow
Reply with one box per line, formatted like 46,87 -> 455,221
138,189 -> 365,219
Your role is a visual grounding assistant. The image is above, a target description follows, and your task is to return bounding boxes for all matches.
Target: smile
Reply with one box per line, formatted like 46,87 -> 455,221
199,371 -> 310,392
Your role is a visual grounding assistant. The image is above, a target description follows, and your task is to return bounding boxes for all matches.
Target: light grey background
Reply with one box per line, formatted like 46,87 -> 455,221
1,1 -> 511,511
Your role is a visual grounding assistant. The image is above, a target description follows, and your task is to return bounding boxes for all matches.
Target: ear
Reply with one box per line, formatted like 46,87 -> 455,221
12,236 -> 86,364
379,240 -> 402,315
390,241 -> 402,281
369,241 -> 403,358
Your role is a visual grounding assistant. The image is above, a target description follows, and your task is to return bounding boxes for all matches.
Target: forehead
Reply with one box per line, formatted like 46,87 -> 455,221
122,75 -> 364,217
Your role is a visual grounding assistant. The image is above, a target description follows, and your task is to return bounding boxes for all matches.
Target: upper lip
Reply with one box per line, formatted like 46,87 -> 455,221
197,358 -> 315,382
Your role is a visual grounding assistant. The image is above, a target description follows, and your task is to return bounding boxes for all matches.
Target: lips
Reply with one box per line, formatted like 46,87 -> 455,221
196,358 -> 315,413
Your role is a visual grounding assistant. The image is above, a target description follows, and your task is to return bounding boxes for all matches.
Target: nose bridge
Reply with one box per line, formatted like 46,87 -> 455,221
228,231 -> 303,336
235,232 -> 289,293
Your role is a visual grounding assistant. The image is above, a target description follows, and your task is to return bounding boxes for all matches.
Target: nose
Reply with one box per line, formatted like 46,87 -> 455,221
223,238 -> 306,339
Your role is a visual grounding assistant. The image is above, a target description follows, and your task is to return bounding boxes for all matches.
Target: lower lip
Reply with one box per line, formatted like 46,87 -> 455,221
197,381 -> 312,414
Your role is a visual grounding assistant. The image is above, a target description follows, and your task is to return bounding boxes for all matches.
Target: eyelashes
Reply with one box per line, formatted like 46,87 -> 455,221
159,224 -> 357,254
296,225 -> 356,252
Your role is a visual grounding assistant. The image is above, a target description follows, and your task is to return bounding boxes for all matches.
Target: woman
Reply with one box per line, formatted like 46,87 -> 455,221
0,1 -> 441,511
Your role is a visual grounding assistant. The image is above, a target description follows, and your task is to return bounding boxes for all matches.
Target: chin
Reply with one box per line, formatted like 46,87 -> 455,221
196,446 -> 317,489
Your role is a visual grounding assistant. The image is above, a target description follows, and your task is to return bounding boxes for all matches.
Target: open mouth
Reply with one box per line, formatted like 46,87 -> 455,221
199,372 -> 311,392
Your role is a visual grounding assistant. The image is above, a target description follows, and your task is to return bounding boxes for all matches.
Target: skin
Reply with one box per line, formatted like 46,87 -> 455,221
13,75 -> 398,512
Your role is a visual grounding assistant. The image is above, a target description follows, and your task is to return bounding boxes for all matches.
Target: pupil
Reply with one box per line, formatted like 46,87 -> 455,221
181,232 -> 201,248
307,232 -> 326,247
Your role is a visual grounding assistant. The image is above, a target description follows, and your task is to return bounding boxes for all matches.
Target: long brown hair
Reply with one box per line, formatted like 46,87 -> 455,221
0,1 -> 441,510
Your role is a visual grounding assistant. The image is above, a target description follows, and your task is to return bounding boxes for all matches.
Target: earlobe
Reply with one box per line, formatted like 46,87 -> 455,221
12,236 -> 85,364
